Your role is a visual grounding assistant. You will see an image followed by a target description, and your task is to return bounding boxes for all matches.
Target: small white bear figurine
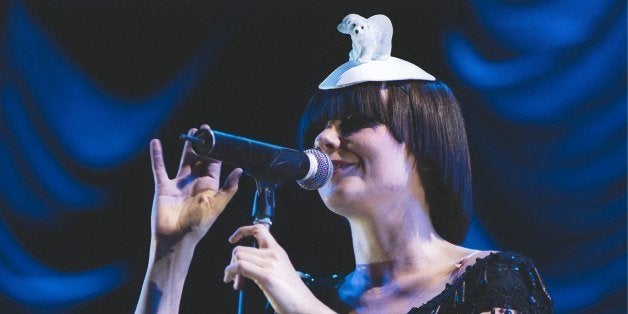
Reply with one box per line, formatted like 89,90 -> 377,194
337,14 -> 393,63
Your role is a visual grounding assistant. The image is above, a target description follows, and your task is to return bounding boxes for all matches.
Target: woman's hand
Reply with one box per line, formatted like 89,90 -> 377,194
137,125 -> 243,314
224,225 -> 334,314
150,125 -> 242,249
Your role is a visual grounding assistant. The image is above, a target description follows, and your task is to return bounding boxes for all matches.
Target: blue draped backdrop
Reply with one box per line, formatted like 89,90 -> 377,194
0,0 -> 625,312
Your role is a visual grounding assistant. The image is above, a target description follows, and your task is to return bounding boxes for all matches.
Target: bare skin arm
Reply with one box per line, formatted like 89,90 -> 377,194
136,126 -> 242,314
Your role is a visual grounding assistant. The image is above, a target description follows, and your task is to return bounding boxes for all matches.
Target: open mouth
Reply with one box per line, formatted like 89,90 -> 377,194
332,160 -> 356,174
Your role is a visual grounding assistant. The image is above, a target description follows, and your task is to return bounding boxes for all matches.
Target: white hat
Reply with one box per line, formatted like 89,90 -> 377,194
319,14 -> 436,90
319,57 -> 436,90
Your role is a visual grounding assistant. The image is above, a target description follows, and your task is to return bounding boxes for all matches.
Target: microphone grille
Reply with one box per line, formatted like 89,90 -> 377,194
297,148 -> 333,190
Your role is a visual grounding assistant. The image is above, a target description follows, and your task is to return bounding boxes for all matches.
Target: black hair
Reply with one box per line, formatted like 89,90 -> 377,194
297,80 -> 472,244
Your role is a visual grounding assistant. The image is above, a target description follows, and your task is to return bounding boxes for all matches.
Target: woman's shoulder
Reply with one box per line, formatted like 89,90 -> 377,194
300,251 -> 553,313
416,250 -> 553,313
457,250 -> 547,280
454,250 -> 530,276
450,249 -> 496,281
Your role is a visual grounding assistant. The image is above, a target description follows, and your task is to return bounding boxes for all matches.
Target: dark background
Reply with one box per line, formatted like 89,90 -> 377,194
1,0 -> 625,313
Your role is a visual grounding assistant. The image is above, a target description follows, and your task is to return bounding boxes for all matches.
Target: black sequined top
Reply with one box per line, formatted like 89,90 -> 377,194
303,252 -> 553,314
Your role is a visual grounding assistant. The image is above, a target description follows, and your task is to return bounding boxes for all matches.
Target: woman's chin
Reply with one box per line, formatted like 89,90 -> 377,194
320,180 -> 354,200
319,183 -> 367,214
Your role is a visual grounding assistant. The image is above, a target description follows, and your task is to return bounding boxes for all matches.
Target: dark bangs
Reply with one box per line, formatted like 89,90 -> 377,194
297,81 -> 426,152
297,82 -> 394,150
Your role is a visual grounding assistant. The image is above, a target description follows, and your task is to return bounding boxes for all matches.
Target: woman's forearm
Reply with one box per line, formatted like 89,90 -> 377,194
136,237 -> 197,314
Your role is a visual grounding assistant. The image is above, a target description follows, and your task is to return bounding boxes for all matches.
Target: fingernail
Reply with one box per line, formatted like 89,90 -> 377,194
228,232 -> 238,243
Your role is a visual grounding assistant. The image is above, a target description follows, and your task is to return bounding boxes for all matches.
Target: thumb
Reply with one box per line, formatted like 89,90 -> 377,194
214,168 -> 243,206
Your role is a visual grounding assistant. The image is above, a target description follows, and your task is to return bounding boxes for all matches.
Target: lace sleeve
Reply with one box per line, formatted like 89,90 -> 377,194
298,253 -> 553,314
456,252 -> 553,313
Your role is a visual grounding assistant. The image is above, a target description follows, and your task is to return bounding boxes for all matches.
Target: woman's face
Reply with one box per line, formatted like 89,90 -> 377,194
314,116 -> 421,216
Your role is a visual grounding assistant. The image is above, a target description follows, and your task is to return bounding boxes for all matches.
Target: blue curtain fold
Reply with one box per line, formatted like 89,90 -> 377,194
447,0 -> 626,312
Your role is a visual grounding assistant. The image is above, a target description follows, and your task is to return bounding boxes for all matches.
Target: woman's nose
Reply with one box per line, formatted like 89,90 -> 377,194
315,124 -> 341,153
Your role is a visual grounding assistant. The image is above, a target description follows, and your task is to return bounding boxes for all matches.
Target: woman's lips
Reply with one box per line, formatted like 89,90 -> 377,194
332,160 -> 356,175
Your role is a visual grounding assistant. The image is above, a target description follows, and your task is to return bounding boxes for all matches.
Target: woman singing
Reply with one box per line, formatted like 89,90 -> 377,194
136,14 -> 552,314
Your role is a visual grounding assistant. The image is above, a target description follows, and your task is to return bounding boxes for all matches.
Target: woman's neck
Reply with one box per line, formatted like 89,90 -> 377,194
346,197 -> 460,283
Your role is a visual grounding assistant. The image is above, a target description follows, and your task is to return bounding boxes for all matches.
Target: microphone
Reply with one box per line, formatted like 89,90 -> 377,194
180,128 -> 332,190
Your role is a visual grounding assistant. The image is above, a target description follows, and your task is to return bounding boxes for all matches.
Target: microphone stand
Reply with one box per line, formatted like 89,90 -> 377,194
237,178 -> 280,314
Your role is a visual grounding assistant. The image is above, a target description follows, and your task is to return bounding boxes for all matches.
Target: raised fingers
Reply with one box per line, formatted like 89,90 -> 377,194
150,139 -> 169,184
199,124 -> 223,180
212,168 -> 243,204
176,128 -> 198,178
